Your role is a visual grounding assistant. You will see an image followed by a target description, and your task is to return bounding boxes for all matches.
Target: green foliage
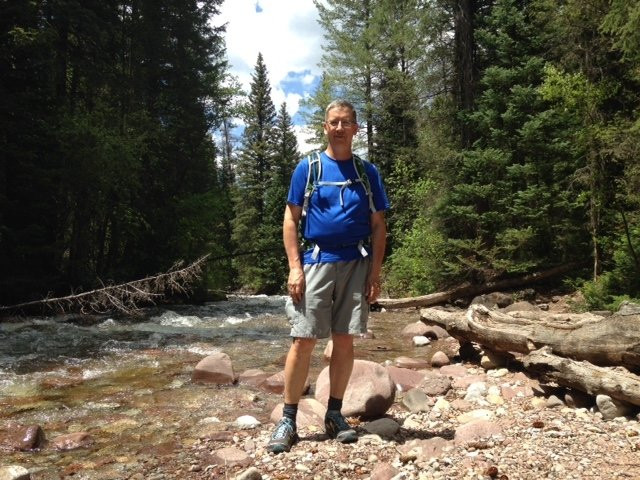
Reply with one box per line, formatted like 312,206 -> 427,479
385,216 -> 449,296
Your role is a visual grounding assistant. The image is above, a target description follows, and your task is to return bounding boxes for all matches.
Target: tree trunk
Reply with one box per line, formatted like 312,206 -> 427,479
523,347 -> 640,407
420,305 -> 640,370
378,262 -> 584,309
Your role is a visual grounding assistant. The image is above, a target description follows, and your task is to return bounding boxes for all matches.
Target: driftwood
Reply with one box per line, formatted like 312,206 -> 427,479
420,305 -> 640,370
0,255 -> 209,316
421,304 -> 640,406
378,262 -> 583,309
523,347 -> 640,407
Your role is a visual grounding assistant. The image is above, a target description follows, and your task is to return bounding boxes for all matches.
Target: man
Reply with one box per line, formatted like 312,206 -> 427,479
267,99 -> 390,454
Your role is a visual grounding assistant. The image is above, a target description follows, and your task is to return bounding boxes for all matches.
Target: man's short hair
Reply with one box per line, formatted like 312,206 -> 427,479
325,99 -> 357,123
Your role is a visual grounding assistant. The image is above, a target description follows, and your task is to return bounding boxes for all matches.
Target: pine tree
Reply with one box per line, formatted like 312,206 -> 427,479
256,102 -> 299,293
231,53 -> 278,290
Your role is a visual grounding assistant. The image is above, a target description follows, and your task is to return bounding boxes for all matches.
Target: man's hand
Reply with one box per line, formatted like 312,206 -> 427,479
288,266 -> 305,304
366,273 -> 381,304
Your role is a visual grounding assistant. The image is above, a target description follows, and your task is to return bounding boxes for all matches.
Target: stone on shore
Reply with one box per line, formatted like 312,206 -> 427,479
596,394 -> 634,420
418,372 -> 452,396
192,352 -> 236,385
315,360 -> 395,418
430,351 -> 450,367
363,418 -> 400,437
386,366 -> 425,392
238,369 -> 271,388
260,370 -> 310,395
370,462 -> 399,480
394,356 -> 430,370
402,388 -> 431,413
233,467 -> 262,480
454,419 -> 503,446
397,437 -> 451,463
211,447 -> 252,467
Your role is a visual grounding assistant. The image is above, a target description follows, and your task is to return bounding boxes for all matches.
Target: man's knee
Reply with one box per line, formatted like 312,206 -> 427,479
290,337 -> 317,355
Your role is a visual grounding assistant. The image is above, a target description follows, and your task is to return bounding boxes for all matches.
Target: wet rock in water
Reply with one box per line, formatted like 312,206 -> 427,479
402,389 -> 430,413
385,366 -> 425,392
430,351 -> 450,367
454,419 -> 502,446
270,398 -> 325,428
363,418 -> 400,437
412,335 -> 430,347
394,356 -> 430,370
51,432 -> 92,451
315,360 -> 395,418
370,462 -> 399,480
7,425 -> 46,451
418,372 -> 452,396
0,465 -> 31,480
192,352 -> 236,385
237,369 -> 271,388
233,467 -> 262,480
260,370 -> 309,395
211,447 -> 252,467
423,325 -> 450,339
401,322 -> 431,338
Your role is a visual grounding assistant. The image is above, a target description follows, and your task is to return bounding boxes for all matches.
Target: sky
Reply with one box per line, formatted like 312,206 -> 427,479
217,0 -> 325,152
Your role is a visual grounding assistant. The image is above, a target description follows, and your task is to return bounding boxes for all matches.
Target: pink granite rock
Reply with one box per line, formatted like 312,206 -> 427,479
315,360 -> 395,418
192,352 -> 236,385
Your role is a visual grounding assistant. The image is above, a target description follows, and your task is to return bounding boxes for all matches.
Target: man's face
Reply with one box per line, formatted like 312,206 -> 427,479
324,107 -> 359,148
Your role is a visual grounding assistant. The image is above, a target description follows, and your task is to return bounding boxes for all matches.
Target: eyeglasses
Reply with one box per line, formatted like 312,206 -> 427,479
325,120 -> 357,128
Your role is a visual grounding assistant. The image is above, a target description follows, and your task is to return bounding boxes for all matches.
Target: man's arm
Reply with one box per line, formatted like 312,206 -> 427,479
366,210 -> 386,304
283,203 -> 305,303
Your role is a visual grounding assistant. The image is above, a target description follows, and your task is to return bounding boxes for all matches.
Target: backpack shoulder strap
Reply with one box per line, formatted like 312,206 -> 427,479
352,154 -> 377,213
302,151 -> 322,218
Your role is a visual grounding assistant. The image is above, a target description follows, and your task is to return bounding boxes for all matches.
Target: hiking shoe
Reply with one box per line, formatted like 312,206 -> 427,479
324,410 -> 358,443
267,417 -> 298,453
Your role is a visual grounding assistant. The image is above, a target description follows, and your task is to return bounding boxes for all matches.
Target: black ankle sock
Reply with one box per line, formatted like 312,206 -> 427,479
327,396 -> 342,412
283,403 -> 298,423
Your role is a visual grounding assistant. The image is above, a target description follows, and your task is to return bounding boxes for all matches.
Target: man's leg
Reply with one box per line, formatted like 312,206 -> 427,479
328,332 -> 354,399
325,332 -> 358,443
285,337 -> 317,403
267,337 -> 316,454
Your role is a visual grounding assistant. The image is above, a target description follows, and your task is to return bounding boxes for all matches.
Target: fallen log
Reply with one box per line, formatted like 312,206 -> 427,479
420,305 -> 640,370
523,347 -> 640,407
378,262 -> 584,309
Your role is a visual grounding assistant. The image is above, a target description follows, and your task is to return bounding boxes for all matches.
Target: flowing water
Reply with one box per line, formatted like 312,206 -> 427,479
0,296 -> 434,478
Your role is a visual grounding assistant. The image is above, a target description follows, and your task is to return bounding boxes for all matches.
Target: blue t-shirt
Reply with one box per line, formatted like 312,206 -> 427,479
287,152 -> 390,264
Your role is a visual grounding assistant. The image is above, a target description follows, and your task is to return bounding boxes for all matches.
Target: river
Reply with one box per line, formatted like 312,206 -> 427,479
0,295 -> 431,478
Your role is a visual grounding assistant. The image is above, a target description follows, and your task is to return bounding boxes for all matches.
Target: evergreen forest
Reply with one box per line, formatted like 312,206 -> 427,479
2,0 -> 639,311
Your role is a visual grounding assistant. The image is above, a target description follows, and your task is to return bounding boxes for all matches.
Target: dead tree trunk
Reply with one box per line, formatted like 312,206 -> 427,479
378,263 -> 584,309
420,305 -> 640,370
523,347 -> 640,407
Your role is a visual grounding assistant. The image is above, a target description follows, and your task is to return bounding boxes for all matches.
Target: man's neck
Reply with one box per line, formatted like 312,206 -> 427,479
325,145 -> 353,161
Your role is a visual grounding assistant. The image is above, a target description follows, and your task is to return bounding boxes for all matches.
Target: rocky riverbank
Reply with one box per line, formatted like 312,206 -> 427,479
3,296 -> 640,480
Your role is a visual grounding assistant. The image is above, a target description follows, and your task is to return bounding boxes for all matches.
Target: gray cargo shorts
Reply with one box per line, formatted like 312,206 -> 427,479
285,257 -> 369,339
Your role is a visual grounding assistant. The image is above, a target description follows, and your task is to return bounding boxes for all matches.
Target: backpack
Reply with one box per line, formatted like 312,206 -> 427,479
300,151 -> 377,260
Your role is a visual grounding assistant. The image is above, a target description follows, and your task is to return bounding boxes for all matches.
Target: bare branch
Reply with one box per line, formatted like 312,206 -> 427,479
0,255 -> 210,316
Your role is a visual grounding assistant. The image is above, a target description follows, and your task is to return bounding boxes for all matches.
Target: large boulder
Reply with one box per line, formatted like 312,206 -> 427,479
260,370 -> 310,395
192,352 -> 236,385
386,366 -> 426,392
270,398 -> 325,428
315,360 -> 396,418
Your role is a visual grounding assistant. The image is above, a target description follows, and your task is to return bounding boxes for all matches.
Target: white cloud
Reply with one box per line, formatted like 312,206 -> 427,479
216,0 -> 325,152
